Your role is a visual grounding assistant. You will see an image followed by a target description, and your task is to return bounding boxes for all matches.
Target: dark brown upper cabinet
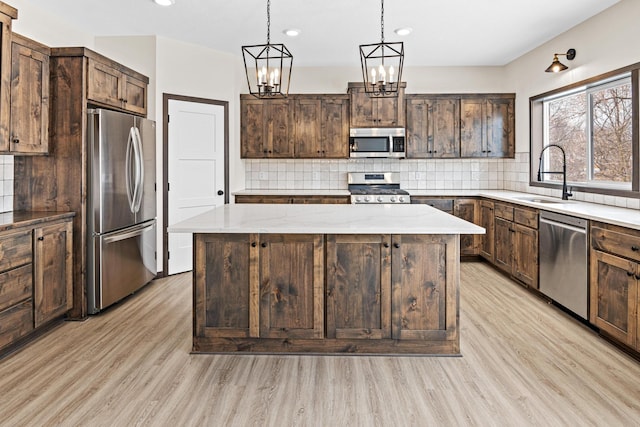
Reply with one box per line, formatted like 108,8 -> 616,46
0,4 -> 17,152
9,34 -> 50,154
348,82 -> 405,128
406,96 -> 460,158
460,95 -> 515,158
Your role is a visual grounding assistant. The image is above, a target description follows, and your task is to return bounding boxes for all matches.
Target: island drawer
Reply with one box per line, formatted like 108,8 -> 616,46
591,222 -> 640,263
0,230 -> 33,273
0,300 -> 34,350
494,203 -> 514,221
0,264 -> 33,311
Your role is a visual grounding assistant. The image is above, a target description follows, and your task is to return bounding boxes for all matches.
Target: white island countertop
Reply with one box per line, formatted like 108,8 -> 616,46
168,203 -> 485,235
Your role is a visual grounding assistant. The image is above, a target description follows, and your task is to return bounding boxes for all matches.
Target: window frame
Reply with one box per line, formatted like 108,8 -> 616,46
530,63 -> 640,198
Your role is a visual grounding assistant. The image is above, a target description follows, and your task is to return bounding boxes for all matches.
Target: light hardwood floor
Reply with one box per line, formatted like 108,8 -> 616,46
1,262 -> 639,426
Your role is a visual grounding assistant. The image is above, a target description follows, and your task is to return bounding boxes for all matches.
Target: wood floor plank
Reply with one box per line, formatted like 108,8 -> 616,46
1,262 -> 640,426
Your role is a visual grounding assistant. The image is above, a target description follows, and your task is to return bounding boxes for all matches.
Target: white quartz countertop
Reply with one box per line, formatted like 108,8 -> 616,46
233,189 -> 640,231
168,204 -> 486,235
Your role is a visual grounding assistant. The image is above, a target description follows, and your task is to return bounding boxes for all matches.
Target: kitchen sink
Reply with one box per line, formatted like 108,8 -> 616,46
514,196 -> 566,204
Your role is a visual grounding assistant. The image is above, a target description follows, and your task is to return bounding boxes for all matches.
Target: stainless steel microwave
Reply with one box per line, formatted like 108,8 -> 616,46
349,128 -> 406,159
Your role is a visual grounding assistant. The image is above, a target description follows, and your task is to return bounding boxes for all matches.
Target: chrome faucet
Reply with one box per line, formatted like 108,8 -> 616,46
537,144 -> 572,200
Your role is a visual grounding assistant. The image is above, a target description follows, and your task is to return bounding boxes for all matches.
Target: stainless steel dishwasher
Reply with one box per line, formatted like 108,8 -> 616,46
539,211 -> 588,319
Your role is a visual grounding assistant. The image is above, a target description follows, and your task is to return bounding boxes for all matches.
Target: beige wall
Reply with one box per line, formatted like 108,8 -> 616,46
505,0 -> 640,153
10,0 -> 93,47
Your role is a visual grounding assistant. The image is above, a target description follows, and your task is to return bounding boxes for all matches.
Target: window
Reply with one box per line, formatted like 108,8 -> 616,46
530,65 -> 639,197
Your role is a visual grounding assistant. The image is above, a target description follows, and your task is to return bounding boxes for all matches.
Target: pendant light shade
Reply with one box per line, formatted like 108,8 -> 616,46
242,0 -> 293,98
359,0 -> 404,97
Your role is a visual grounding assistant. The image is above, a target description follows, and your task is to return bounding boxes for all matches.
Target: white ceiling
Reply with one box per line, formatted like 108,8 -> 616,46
28,0 -> 620,67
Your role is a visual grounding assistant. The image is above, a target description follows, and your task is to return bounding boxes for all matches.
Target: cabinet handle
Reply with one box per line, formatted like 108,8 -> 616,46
636,274 -> 640,281
393,243 -> 400,249
37,236 -> 44,241
383,243 -> 390,248
261,242 -> 267,248
627,271 -> 634,277
632,246 -> 639,252
12,137 -> 19,144
251,242 -> 257,247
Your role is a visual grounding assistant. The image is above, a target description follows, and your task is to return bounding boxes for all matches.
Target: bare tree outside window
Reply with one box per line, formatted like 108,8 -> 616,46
547,92 -> 587,182
543,77 -> 632,188
591,84 -> 632,183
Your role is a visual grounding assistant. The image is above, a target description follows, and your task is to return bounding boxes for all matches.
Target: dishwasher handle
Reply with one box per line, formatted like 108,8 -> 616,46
539,217 -> 587,234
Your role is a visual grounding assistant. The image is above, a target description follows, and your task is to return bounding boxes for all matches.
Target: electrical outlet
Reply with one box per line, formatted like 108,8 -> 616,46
259,172 -> 268,180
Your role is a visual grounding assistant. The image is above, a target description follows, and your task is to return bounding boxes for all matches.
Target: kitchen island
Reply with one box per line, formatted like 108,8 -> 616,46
168,204 -> 484,355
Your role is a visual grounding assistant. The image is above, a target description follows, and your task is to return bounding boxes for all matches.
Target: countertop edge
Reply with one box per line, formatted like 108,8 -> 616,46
0,211 -> 76,233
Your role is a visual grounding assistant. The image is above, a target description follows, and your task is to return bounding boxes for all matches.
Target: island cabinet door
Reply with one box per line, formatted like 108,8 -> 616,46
259,234 -> 324,339
193,233 -> 260,339
325,235 -> 392,339
391,235 -> 459,341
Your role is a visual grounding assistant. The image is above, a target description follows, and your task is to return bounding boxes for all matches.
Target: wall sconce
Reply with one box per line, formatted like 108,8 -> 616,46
545,49 -> 576,73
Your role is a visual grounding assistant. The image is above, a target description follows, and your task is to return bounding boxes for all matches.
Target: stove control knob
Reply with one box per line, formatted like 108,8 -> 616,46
399,196 -> 405,203
364,196 -> 372,203
390,196 -> 397,203
377,196 -> 383,203
355,196 -> 362,203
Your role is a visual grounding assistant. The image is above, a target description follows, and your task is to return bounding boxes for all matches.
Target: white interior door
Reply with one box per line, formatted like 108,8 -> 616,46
168,100 -> 225,274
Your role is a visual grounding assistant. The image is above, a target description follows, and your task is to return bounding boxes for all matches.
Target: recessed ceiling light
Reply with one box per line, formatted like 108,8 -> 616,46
394,27 -> 413,36
153,0 -> 175,6
283,29 -> 301,37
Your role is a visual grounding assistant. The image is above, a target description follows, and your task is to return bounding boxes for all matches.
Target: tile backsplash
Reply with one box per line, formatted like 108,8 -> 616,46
0,155 -> 13,213
244,152 -> 640,210
245,158 -> 505,191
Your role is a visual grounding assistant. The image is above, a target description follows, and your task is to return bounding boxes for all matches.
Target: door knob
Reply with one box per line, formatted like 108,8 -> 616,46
217,190 -> 224,196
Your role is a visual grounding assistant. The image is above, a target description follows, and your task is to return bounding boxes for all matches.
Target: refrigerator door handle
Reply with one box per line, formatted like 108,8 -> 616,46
125,128 -> 136,213
103,221 -> 155,244
132,126 -> 145,213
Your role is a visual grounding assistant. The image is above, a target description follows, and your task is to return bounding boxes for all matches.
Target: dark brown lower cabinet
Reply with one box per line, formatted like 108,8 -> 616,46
590,221 -> 640,351
0,215 -> 74,356
193,232 -> 460,354
326,234 -> 391,339
494,216 -> 512,273
259,234 -> 324,339
193,233 -> 324,344
590,250 -> 638,348
193,233 -> 259,339
34,221 -> 73,327
479,200 -> 494,261
391,234 -> 458,341
454,199 -> 479,256
491,203 -> 538,288
235,195 -> 350,204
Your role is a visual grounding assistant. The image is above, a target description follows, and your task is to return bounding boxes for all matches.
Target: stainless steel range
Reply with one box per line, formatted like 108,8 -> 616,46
348,172 -> 411,204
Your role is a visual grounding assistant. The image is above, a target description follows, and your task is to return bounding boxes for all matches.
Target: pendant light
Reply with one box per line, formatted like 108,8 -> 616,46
359,0 -> 404,97
242,0 -> 293,98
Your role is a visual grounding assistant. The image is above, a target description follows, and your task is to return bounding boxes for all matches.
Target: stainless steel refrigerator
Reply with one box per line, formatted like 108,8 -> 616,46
87,108 -> 157,314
